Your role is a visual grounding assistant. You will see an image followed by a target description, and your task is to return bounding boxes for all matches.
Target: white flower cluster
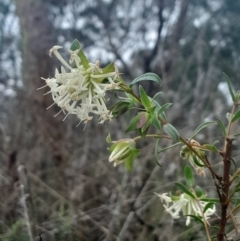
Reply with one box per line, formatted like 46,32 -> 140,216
155,192 -> 216,226
40,46 -> 120,125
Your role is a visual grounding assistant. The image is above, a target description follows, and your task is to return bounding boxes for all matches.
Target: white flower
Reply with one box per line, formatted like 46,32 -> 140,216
41,45 -> 121,125
155,192 -> 215,226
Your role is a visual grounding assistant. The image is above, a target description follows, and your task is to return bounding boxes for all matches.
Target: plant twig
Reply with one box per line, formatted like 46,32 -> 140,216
217,138 -> 233,241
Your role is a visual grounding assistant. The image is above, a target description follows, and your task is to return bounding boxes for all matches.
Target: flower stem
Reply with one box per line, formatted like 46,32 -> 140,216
195,198 -> 212,241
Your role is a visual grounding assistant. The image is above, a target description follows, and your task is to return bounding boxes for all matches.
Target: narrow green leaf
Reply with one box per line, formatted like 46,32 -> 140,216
126,115 -> 140,132
210,235 -> 217,240
152,91 -> 163,100
157,142 -> 181,154
203,202 -> 214,213
151,113 -> 162,130
102,62 -> 115,74
233,132 -> 240,136
157,103 -> 172,115
163,124 -> 179,141
231,109 -> 240,122
111,101 -> 130,118
139,86 -> 151,108
106,134 -> 112,143
189,121 -> 217,140
195,185 -> 203,198
215,118 -> 226,136
70,39 -> 81,51
184,165 -> 194,187
150,98 -> 161,110
159,111 -> 167,122
70,39 -> 90,69
202,144 -> 218,153
175,182 -> 195,199
230,158 -> 237,172
130,73 -> 161,87
124,158 -> 134,171
154,139 -> 162,167
192,154 -> 205,167
209,226 -> 219,231
78,49 -> 90,69
223,72 -> 235,102
234,197 -> 240,207
234,187 -> 240,193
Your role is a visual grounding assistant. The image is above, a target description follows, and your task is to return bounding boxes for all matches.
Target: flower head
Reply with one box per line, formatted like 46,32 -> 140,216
155,192 -> 215,226
41,41 -> 121,125
108,138 -> 139,170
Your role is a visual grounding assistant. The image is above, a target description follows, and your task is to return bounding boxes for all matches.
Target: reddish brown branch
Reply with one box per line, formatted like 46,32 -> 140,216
217,138 -> 233,241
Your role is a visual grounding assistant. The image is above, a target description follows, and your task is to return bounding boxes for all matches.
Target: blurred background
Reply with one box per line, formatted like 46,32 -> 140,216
0,0 -> 240,240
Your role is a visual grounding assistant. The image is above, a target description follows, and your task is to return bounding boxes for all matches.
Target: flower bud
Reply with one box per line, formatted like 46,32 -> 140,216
108,139 -> 139,170
180,140 -> 205,176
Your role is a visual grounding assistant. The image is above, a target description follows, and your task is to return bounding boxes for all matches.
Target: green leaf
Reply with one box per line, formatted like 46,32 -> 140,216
150,98 -> 161,110
78,49 -> 90,69
106,134 -> 112,143
70,39 -> 81,51
203,202 -> 214,213
234,197 -> 240,207
152,91 -> 163,100
202,144 -> 218,153
215,118 -> 226,136
231,158 -> 237,172
184,165 -> 194,187
189,121 -> 217,140
233,132 -> 240,136
154,139 -> 162,167
209,226 -> 219,231
139,86 -> 151,108
102,62 -> 115,74
151,113 -> 162,130
111,101 -> 131,118
159,111 -> 167,122
223,72 -> 235,102
129,73 -> 161,88
175,182 -> 195,199
157,103 -> 172,115
195,186 -> 203,198
231,109 -> 240,122
126,114 -> 140,132
70,39 -> 90,69
234,187 -> 240,193
157,142 -> 181,154
163,124 -> 179,141
124,157 -> 134,171
192,154 -> 205,167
